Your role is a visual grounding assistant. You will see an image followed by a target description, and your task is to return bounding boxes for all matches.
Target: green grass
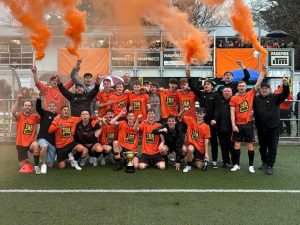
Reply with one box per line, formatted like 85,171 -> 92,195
0,144 -> 300,225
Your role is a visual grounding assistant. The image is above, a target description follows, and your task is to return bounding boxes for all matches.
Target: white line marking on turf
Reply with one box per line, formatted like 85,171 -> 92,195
1,189 -> 300,193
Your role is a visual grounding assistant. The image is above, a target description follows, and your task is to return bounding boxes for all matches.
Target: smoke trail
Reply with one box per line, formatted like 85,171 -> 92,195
2,0 -> 51,60
56,0 -> 86,57
231,0 -> 267,54
200,0 -> 225,5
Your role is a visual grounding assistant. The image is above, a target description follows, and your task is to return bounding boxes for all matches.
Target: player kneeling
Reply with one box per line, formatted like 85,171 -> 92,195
134,109 -> 165,170
179,107 -> 210,173
110,109 -> 139,171
49,106 -> 88,170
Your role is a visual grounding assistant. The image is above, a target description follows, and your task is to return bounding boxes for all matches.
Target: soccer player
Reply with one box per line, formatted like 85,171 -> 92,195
179,107 -> 210,173
254,77 -> 290,175
32,65 -> 73,113
152,114 -> 185,170
74,110 -> 103,167
98,109 -> 119,166
96,78 -> 114,117
128,80 -> 151,120
159,78 -> 179,124
58,76 -> 100,117
230,67 -> 265,173
217,60 -> 250,95
12,93 -> 41,174
48,106 -> 88,170
36,97 -> 57,174
176,78 -> 198,117
110,108 -> 139,171
109,82 -> 129,119
134,109 -> 165,170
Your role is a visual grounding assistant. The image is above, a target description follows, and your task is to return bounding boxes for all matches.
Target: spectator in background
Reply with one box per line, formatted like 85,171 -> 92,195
275,85 -> 293,136
294,91 -> 300,136
32,66 -> 74,113
149,82 -> 161,122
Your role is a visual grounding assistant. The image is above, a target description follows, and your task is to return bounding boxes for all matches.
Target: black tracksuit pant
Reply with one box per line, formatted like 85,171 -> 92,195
257,127 -> 280,168
218,131 -> 234,165
210,125 -> 219,162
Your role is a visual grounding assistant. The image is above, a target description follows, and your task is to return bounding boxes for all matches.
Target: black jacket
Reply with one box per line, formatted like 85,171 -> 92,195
58,82 -> 100,117
152,122 -> 185,163
217,69 -> 250,95
188,78 -> 220,124
253,84 -> 290,130
213,97 -> 232,133
36,98 -> 57,145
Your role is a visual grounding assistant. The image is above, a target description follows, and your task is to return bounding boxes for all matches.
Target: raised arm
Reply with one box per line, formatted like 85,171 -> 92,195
254,65 -> 266,91
87,76 -> 100,98
70,59 -> 83,87
237,60 -> 250,82
276,77 -> 290,104
133,114 -> 143,131
36,97 -> 45,116
187,77 -> 203,98
57,79 -> 74,100
110,108 -> 127,125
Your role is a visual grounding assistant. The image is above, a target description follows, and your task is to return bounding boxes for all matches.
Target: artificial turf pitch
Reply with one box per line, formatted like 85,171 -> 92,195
0,144 -> 300,225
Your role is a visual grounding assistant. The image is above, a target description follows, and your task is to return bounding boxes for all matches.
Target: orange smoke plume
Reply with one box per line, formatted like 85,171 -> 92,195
2,0 -> 51,60
56,0 -> 86,57
231,0 -> 267,54
201,0 -> 225,5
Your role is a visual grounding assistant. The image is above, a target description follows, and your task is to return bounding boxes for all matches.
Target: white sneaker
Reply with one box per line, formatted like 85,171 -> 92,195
168,153 -> 175,162
89,156 -> 94,165
248,166 -> 255,174
71,161 -> 82,171
68,152 -> 74,162
79,157 -> 87,167
41,164 -> 47,174
100,155 -> 106,166
34,166 -> 41,175
183,165 -> 192,173
93,157 -> 98,167
230,164 -> 240,172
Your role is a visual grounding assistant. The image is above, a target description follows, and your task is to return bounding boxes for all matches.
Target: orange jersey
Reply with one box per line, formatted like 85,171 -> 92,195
96,90 -> 114,117
16,113 -> 40,147
176,90 -> 197,117
230,89 -> 255,125
49,116 -> 80,149
159,89 -> 179,118
99,122 -> 118,145
128,92 -> 150,120
275,88 -> 293,110
183,116 -> 210,153
117,121 -> 139,151
139,121 -> 161,155
110,93 -> 129,115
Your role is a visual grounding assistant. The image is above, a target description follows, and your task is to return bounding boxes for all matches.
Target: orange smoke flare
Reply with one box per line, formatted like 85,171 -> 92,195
231,0 -> 267,54
56,0 -> 86,57
2,0 -> 51,60
201,0 -> 225,5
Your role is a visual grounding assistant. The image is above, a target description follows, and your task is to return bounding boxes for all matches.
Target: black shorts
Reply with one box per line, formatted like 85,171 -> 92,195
140,153 -> 164,166
193,150 -> 205,161
56,142 -> 78,163
232,122 -> 255,143
16,145 -> 32,162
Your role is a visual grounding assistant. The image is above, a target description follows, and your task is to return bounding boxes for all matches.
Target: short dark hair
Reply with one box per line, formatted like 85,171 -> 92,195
61,105 -> 69,111
106,109 -> 114,114
23,100 -> 32,107
167,114 -> 176,120
168,78 -> 178,85
179,78 -> 188,86
196,107 -> 206,114
103,78 -> 111,83
80,110 -> 90,115
224,71 -> 233,76
238,80 -> 247,85
83,73 -> 93,78
150,82 -> 159,88
147,108 -> 156,114
133,80 -> 141,86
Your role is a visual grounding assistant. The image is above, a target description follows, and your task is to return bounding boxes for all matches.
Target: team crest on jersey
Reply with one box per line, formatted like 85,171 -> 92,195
146,133 -> 155,144
23,123 -> 33,135
126,133 -> 136,144
106,132 -> 115,143
133,101 -> 141,111
181,100 -> 191,109
62,126 -> 71,138
117,101 -> 125,107
239,101 -> 249,113
192,129 -> 199,140
166,97 -> 175,107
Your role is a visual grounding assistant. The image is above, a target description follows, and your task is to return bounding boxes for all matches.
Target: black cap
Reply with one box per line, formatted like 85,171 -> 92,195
75,83 -> 84,88
261,82 -> 270,88
204,80 -> 216,87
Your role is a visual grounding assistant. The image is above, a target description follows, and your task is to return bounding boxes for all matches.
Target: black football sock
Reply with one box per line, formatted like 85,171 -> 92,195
248,151 -> 254,166
74,152 -> 82,161
34,155 -> 40,166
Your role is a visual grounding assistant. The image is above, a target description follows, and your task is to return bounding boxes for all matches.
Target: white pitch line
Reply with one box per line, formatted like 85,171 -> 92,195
0,189 -> 300,193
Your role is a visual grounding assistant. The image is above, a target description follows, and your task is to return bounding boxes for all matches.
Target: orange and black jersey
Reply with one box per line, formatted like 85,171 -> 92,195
128,92 -> 150,120
176,90 -> 197,117
117,121 -> 139,151
48,116 -> 80,149
74,119 -> 100,145
158,89 -> 178,118
99,122 -> 118,145
139,121 -> 161,155
16,113 -> 40,147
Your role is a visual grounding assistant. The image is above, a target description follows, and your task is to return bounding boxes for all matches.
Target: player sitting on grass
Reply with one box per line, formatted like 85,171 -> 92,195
134,109 -> 165,170
48,106 -> 88,170
110,108 -> 139,171
74,110 -> 102,167
178,107 -> 210,173
12,93 -> 41,174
